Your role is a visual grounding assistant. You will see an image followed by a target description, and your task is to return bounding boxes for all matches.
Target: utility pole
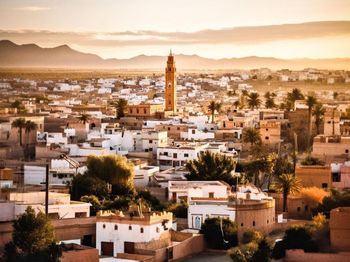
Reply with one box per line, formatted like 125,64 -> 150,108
45,163 -> 49,217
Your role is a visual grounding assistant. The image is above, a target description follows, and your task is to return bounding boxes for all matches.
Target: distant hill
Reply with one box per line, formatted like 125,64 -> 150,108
1,40 -> 350,70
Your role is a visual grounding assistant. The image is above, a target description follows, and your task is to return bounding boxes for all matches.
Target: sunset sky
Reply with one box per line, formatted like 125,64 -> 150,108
1,0 -> 350,59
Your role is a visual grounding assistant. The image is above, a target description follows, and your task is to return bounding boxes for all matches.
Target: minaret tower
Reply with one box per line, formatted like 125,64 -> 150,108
165,50 -> 176,114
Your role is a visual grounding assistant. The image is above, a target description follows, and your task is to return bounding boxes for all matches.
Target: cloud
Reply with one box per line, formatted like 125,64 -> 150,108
1,21 -> 350,47
14,6 -> 51,11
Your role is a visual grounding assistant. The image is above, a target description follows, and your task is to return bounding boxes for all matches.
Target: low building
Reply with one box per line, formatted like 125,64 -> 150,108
188,184 -> 275,233
259,120 -> 282,145
312,135 -> 350,162
295,165 -> 331,189
331,162 -> 350,189
330,207 -> 350,252
0,192 -> 90,222
96,207 -> 173,257
157,142 -> 209,169
167,180 -> 230,203
126,104 -> 165,119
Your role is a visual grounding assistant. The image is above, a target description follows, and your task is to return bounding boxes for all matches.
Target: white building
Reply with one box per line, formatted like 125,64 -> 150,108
96,208 -> 173,257
180,128 -> 215,141
167,180 -> 230,203
0,192 -> 90,222
157,142 -> 209,169
188,184 -> 275,230
134,164 -> 159,188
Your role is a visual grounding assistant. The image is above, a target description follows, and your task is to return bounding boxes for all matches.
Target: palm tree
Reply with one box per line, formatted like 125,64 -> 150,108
185,151 -> 237,185
313,103 -> 325,135
306,95 -> 318,150
274,174 -> 302,212
247,92 -> 261,109
24,120 -> 38,160
78,113 -> 90,124
242,127 -> 261,147
233,100 -> 240,109
115,98 -> 128,119
285,88 -> 304,110
264,92 -> 276,109
208,101 -> 222,123
11,118 -> 26,146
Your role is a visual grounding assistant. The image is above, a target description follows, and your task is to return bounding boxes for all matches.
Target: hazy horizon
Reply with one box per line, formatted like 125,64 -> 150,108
1,0 -> 350,59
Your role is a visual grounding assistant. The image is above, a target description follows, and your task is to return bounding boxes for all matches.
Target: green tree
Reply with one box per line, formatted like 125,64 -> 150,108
242,127 -> 261,147
306,95 -> 318,150
247,92 -> 261,109
166,201 -> 188,218
250,237 -> 271,262
243,158 -> 270,187
115,98 -> 128,119
275,226 -> 318,256
233,100 -> 241,109
11,100 -> 26,113
4,206 -> 61,262
77,113 -> 90,124
274,174 -> 302,212
86,155 -> 135,195
200,217 -> 238,249
313,189 -> 350,218
230,249 -> 247,262
135,189 -> 165,211
70,174 -> 109,200
80,195 -> 102,216
264,92 -> 276,109
208,100 -> 222,123
287,88 -> 304,106
185,151 -> 237,185
11,118 -> 26,146
313,103 -> 325,135
24,120 -> 37,160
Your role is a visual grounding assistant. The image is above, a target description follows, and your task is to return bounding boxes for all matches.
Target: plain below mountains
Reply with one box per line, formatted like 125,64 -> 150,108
0,40 -> 349,70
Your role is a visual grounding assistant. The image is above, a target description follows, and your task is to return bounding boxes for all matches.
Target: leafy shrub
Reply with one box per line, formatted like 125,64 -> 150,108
200,217 -> 238,249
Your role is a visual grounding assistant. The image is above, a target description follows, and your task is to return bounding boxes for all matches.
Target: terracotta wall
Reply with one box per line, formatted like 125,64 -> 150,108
284,249 -> 350,262
296,165 -> 331,188
330,207 -> 350,252
61,246 -> 99,262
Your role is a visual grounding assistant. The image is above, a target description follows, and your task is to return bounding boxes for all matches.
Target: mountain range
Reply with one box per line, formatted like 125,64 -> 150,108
1,40 -> 349,70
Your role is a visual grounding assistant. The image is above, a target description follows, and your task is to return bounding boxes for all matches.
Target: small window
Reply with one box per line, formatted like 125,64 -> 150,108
144,109 -> 147,114
103,224 -> 106,229
173,153 -> 177,159
140,227 -> 144,233
156,227 -> 160,233
192,130 -> 196,134
346,149 -> 349,154
266,128 -> 268,131
149,140 -> 153,143
305,205 -> 309,211
297,207 -> 301,212
209,192 -> 214,198
241,223 -> 244,227
265,136 -> 269,140
129,225 -> 132,230
168,127 -> 171,131
267,219 -> 269,224
322,183 -> 328,188
114,225 -> 118,230
184,153 -> 189,157
129,109 -> 132,113
252,221 -> 255,227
